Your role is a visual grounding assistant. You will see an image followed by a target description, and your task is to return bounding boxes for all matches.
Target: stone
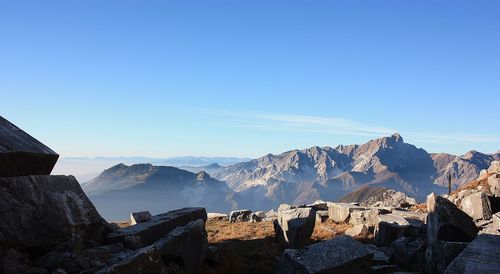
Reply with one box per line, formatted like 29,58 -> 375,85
360,189 -> 417,208
107,207 -> 207,249
275,207 -> 316,248
206,245 -> 220,263
99,219 -> 208,274
130,211 -> 151,225
266,209 -> 278,218
391,236 -> 426,272
278,235 -> 373,274
426,193 -> 478,273
374,221 -> 406,246
445,234 -> 500,274
249,211 -> 264,222
0,175 -> 110,252
460,191 -> 492,220
487,160 -> 500,174
315,210 -> 329,223
349,209 -> 379,227
488,174 -> 500,197
0,116 -> 59,177
493,212 -> 500,230
307,200 -> 328,211
478,169 -> 489,180
229,209 -> 252,223
278,204 -> 292,212
365,244 -> 390,264
345,224 -> 369,237
327,203 -> 366,223
207,213 -> 228,221
370,265 -> 400,273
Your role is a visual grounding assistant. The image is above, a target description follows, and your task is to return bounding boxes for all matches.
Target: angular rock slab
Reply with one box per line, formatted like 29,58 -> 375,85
0,115 -> 59,176
345,224 -> 369,237
488,174 -> 500,197
229,209 -> 252,223
327,203 -> 366,223
108,207 -> 207,249
445,234 -> 500,274
0,175 -> 110,251
278,235 -> 373,274
460,191 -> 492,220
275,207 -> 316,248
130,211 -> 152,225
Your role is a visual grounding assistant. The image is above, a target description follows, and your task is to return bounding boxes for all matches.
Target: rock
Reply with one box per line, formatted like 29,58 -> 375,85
445,234 -> 500,274
345,224 -> 369,237
0,175 -> 110,253
315,210 -> 329,223
493,212 -> 500,230
365,244 -> 390,264
478,169 -> 489,180
0,115 -> 59,177
99,219 -> 208,274
249,211 -> 265,222
207,213 -> 228,221
488,174 -> 500,197
266,209 -> 278,218
307,200 -> 328,211
487,160 -> 500,174
360,189 -> 417,208
370,264 -> 400,273
374,221 -> 406,246
327,203 -> 366,223
107,207 -> 207,249
278,235 -> 373,274
130,211 -> 152,225
206,245 -> 220,263
349,209 -> 379,227
278,204 -> 292,212
460,191 -> 492,220
229,209 -> 252,223
426,193 -> 478,273
391,236 -> 426,272
275,207 -> 316,248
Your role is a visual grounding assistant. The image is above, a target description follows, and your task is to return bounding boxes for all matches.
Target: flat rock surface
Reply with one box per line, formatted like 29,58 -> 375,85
445,234 -> 500,274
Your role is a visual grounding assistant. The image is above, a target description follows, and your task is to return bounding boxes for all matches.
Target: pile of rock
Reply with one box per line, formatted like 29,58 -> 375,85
0,116 -> 212,274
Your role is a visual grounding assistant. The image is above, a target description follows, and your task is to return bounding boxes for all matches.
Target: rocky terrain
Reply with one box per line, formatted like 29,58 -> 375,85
1,115 -> 499,274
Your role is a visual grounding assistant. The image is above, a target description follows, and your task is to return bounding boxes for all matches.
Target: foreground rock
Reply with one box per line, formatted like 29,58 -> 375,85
345,224 -> 369,237
229,209 -> 252,223
327,203 -> 365,223
445,234 -> 500,274
275,207 -> 316,248
460,191 -> 492,220
0,175 -> 110,252
360,189 -> 417,208
130,211 -> 152,225
207,213 -> 228,221
278,235 -> 373,274
108,207 -> 207,249
0,115 -> 59,176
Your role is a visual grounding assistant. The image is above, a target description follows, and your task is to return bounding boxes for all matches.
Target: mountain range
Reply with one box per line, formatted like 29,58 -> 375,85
83,134 -> 500,220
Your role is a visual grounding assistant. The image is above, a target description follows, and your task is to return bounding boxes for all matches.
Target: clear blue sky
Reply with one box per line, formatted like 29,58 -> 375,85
1,1 -> 499,158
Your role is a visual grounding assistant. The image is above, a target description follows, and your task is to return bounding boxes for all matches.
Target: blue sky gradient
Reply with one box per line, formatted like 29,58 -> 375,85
1,1 -> 499,157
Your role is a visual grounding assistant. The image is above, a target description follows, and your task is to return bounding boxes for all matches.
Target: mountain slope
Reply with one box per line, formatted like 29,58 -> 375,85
82,164 -> 239,220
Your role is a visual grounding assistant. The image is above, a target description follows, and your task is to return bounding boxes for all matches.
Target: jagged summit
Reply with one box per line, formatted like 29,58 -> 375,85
391,132 -> 403,143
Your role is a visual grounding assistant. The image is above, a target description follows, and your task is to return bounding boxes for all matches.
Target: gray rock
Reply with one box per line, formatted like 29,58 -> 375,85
493,212 -> 500,230
327,203 -> 366,223
487,160 -> 500,174
345,224 -> 369,237
278,204 -> 292,212
0,115 -> 59,177
207,212 -> 228,221
0,175 -> 110,252
266,209 -> 278,218
275,207 -> 316,248
249,211 -> 265,222
374,221 -> 407,246
315,210 -> 329,223
370,264 -> 400,273
349,209 -> 379,227
130,211 -> 151,225
206,245 -> 220,263
391,236 -> 426,272
488,174 -> 500,197
307,200 -> 328,211
278,235 -> 373,274
361,189 -> 417,208
427,240 -> 468,274
460,191 -> 492,220
107,207 -> 207,249
229,209 -> 252,223
445,234 -> 500,274
365,244 -> 390,264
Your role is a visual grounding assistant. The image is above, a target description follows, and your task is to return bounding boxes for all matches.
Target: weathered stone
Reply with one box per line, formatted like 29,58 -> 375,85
493,212 -> 500,230
488,174 -> 500,197
130,211 -> 151,225
460,191 -> 492,220
365,244 -> 390,264
99,219 -> 208,274
307,200 -> 328,211
478,169 -> 489,180
349,209 -> 379,227
374,221 -> 406,246
206,245 -> 220,263
370,264 -> 400,273
487,160 -> 500,174
391,236 -> 426,272
426,193 -> 478,273
445,234 -> 500,274
391,210 -> 427,223
0,175 -> 110,252
327,203 -> 366,223
278,235 -> 373,274
278,204 -> 292,212
361,189 -> 417,209
249,211 -> 265,222
207,213 -> 228,221
107,207 -> 207,249
266,209 -> 278,218
345,224 -> 369,237
315,210 -> 329,223
229,209 -> 252,223
275,207 -> 316,248
0,116 -> 59,177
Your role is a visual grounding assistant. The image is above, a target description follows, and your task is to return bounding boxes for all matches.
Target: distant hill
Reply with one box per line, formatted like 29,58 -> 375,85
337,186 -> 388,203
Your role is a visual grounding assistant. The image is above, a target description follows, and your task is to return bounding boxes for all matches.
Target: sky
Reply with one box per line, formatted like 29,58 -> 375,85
1,0 -> 499,158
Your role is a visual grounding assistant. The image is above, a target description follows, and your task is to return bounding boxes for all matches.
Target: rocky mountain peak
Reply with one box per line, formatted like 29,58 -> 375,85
391,133 -> 403,143
196,171 -> 210,180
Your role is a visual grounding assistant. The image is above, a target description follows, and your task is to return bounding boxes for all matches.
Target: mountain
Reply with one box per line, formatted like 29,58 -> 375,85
82,163 -> 239,220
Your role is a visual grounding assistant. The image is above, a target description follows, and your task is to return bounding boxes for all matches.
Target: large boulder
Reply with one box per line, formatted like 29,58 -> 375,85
207,213 -> 228,221
275,207 -> 316,248
130,211 -> 152,225
278,235 -> 373,274
0,115 -> 59,177
107,207 -> 207,249
345,224 -> 369,238
229,209 -> 252,223
487,160 -> 500,174
0,175 -> 110,253
460,191 -> 492,220
360,189 -> 417,208
349,209 -> 379,227
445,234 -> 500,274
327,203 -> 366,223
488,174 -> 500,197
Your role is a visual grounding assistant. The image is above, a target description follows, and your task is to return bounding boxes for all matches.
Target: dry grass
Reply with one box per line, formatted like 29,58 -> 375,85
410,203 -> 428,213
206,219 -> 275,243
450,176 -> 490,196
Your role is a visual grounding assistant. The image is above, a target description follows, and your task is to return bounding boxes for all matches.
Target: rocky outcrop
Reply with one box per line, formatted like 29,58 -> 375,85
229,209 -> 252,223
107,207 -> 207,249
460,191 -> 492,220
275,207 -> 316,248
328,203 -> 366,223
345,224 -> 369,237
130,211 -> 152,225
488,173 -> 500,197
0,175 -> 110,253
360,189 -> 417,208
0,116 -> 59,177
445,234 -> 500,274
278,235 -> 373,274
